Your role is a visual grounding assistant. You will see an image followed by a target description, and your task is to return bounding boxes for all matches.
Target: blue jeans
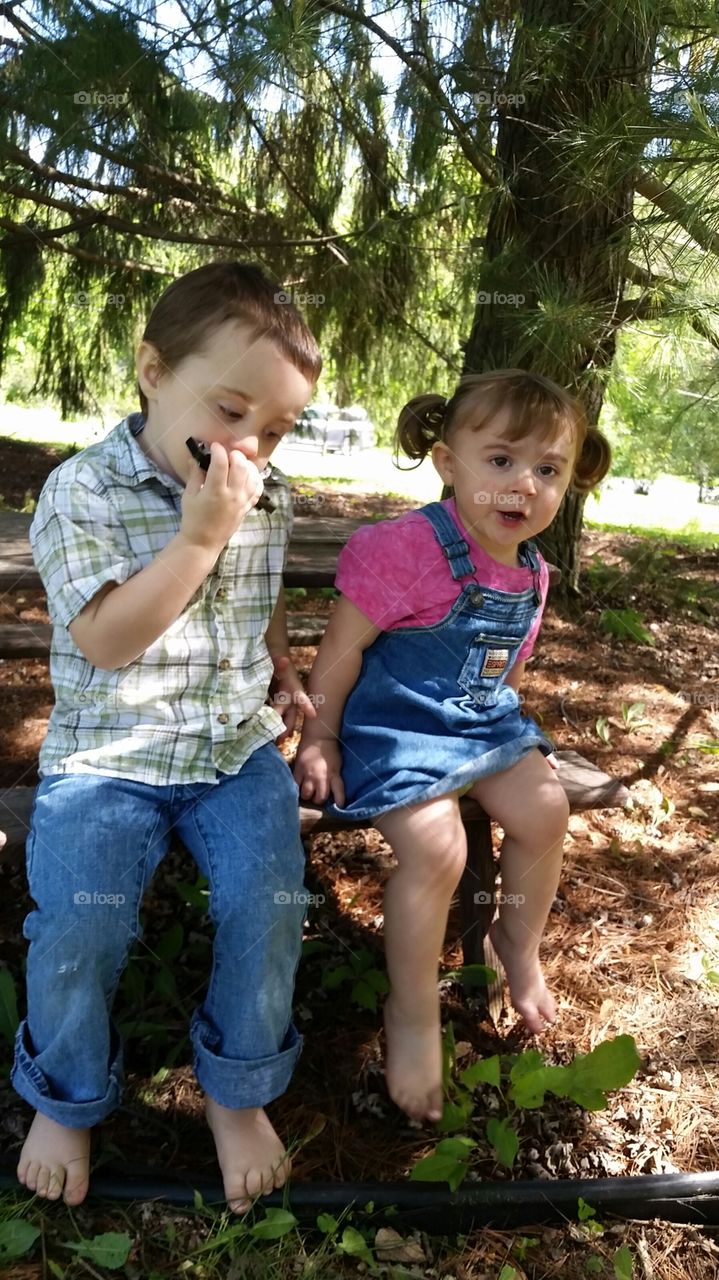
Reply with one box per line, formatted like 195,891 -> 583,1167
11,744 -> 306,1127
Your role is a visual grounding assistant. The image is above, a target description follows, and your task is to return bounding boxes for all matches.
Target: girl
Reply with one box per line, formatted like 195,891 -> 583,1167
13,261 -> 320,1210
294,369 -> 610,1123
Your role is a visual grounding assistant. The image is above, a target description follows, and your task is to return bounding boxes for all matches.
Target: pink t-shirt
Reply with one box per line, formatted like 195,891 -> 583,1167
335,498 -> 549,662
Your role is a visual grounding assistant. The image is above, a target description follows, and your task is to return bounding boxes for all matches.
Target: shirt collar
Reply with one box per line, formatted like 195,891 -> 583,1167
110,412 -> 184,496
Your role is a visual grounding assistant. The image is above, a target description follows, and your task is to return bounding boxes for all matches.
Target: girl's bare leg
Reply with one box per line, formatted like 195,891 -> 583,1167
376,796 -> 467,1123
469,749 -> 569,1032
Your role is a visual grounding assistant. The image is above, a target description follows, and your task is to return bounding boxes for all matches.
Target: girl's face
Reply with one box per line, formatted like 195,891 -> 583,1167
136,319 -> 314,484
431,405 -> 577,564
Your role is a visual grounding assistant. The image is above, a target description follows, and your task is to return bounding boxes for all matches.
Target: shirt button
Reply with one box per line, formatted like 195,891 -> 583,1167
217,712 -> 229,725
216,587 -> 227,601
218,658 -> 231,671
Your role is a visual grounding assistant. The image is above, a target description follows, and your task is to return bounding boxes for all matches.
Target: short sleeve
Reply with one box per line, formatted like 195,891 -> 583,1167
517,556 -> 550,661
335,516 -> 430,629
30,477 -> 138,629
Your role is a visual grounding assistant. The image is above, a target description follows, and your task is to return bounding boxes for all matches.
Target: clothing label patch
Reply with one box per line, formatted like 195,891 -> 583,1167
481,647 -> 510,678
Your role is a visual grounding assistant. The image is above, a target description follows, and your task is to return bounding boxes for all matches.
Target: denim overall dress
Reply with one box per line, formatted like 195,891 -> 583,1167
326,501 -> 552,821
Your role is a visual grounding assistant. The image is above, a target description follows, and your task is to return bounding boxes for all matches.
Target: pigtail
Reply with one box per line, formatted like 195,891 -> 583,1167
572,426 -> 612,493
395,393 -> 448,461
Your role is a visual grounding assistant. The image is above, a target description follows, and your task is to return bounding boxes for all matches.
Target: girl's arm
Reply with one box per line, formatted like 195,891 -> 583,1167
294,595 -> 381,805
504,659 -> 525,692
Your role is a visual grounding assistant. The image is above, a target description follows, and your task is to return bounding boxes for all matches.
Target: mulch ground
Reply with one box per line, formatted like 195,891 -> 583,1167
1,436 -> 719,1277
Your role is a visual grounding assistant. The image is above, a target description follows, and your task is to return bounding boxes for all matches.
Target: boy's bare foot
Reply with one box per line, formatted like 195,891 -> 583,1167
205,1097 -> 290,1213
489,919 -> 557,1032
383,995 -> 444,1124
17,1112 -> 91,1205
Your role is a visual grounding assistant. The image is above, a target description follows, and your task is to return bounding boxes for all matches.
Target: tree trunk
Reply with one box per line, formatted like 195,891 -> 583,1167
462,0 -> 658,602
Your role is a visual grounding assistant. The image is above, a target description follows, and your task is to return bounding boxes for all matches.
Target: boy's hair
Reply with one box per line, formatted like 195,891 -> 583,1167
138,261 -> 323,413
395,369 -> 611,493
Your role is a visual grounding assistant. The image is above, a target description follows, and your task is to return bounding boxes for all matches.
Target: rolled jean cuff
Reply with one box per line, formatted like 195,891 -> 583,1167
10,1020 -> 124,1127
190,1012 -> 303,1110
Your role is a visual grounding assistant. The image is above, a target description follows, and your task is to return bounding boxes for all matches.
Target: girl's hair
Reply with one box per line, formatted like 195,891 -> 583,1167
395,369 -> 611,493
138,261 -> 323,413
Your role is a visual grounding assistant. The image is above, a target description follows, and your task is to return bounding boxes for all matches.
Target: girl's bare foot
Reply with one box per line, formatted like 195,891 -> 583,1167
205,1097 -> 290,1213
383,995 -> 444,1123
17,1112 -> 91,1205
489,919 -> 557,1032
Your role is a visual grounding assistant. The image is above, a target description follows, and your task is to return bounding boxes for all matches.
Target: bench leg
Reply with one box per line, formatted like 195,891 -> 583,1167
458,816 -> 504,1022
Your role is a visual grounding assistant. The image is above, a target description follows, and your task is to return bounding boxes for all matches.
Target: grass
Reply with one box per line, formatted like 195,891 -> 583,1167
585,517 -> 719,549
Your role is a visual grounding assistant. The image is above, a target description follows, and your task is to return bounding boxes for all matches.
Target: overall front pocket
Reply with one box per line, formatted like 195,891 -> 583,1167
457,632 -> 523,706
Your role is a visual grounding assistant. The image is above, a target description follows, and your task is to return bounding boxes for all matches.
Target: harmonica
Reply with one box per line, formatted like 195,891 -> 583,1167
185,438 -> 274,512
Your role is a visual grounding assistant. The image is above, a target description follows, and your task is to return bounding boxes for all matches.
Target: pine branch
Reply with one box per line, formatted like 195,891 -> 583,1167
0,213 -> 168,274
0,178 -> 357,250
319,0 -> 498,186
636,167 -> 719,258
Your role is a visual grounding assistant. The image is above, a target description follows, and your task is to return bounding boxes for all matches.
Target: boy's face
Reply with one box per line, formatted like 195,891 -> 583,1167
136,319 -> 314,484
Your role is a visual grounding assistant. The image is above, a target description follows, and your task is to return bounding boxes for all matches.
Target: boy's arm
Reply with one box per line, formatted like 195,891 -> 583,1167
69,444 -> 261,669
294,595 -> 381,804
264,591 -> 317,739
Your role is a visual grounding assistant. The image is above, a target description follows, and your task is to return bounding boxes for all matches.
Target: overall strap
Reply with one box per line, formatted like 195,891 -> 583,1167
518,539 -> 543,605
418,501 -> 476,582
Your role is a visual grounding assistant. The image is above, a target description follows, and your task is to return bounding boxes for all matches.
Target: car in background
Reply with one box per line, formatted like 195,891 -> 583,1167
289,404 -> 376,453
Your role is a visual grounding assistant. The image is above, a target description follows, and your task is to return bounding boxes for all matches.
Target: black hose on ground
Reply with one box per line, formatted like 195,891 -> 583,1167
1,1163 -> 719,1229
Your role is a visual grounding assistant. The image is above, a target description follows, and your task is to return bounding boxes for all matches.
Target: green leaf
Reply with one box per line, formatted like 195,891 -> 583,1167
509,1063 -> 571,1108
321,964 -> 352,990
174,877 -> 210,909
301,939 -> 331,957
599,608 -> 655,646
339,1226 -> 373,1261
153,923 -> 184,962
0,1220 -> 41,1260
586,1255 -> 604,1273
498,1267 -> 519,1280
486,1116 -> 519,1169
0,967 -> 19,1045
48,1261 -> 66,1279
564,1036 -> 641,1106
613,1245 -> 634,1278
63,1232 -> 132,1269
578,1197 -> 597,1221
316,1212 -> 338,1234
460,1054 -> 501,1089
250,1208 -> 298,1239
437,1097 -> 474,1133
444,963 -> 498,987
410,1137 -> 475,1191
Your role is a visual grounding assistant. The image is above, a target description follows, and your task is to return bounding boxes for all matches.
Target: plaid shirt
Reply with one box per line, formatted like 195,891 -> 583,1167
31,413 -> 292,784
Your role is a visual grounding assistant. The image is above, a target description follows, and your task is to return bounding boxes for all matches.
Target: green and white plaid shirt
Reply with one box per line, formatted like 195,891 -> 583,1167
31,413 -> 292,784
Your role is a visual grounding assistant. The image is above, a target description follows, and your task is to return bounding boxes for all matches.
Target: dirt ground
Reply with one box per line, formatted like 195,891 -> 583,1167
1,437 -> 719,1275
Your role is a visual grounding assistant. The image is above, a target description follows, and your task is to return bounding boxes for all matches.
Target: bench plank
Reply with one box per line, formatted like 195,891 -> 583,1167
0,512 -> 366,592
0,615 -> 331,658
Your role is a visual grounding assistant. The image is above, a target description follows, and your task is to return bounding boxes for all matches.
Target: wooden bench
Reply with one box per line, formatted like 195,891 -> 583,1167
0,510 -> 629,1017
